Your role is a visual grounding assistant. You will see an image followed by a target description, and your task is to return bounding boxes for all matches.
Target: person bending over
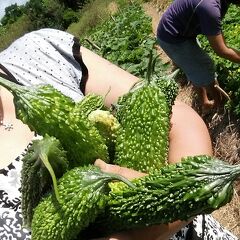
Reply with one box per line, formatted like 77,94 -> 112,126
157,0 -> 240,110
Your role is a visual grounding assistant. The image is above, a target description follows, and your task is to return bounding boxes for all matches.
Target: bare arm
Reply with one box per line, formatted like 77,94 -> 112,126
92,101 -> 213,240
94,220 -> 192,240
207,34 -> 240,63
82,47 -> 213,162
81,47 -> 213,239
94,159 -> 192,240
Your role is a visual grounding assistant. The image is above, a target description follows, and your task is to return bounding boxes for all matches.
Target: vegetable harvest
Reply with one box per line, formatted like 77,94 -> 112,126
21,134 -> 69,228
114,83 -> 170,172
31,165 -> 134,240
0,77 -> 109,167
0,74 -> 239,240
93,155 -> 240,235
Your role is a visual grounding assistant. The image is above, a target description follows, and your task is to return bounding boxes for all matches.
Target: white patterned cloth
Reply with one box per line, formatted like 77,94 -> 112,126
0,28 -> 87,102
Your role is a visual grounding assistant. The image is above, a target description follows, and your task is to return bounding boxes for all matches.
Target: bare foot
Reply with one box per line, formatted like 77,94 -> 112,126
203,100 -> 215,109
201,100 -> 216,115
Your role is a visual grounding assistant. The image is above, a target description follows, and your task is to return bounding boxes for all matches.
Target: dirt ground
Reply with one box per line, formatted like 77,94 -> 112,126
143,1 -> 240,238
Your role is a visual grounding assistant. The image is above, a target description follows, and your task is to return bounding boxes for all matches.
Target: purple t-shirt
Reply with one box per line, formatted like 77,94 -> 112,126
157,0 -> 229,43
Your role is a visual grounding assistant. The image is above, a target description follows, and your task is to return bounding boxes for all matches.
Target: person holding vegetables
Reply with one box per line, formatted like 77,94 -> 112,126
0,28 -> 237,240
157,0 -> 240,111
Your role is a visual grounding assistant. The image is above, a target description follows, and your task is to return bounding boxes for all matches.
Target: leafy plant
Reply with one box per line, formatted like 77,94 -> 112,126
83,3 -> 170,79
199,4 -> 240,116
0,4 -> 25,26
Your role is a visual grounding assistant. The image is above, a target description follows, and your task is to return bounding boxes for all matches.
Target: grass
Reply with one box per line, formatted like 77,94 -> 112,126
67,0 -> 130,38
0,15 -> 30,51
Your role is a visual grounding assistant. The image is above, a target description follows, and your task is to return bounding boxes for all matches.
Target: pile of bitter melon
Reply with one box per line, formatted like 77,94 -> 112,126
0,74 -> 240,240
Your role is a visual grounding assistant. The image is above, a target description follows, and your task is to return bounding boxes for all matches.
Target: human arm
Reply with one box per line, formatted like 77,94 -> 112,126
82,46 -> 213,161
207,33 -> 240,63
80,46 -> 214,239
94,159 -> 193,240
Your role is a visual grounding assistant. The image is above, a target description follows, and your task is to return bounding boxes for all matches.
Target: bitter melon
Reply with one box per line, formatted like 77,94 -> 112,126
114,83 -> 171,172
31,165 -> 134,240
88,109 -> 121,161
21,134 -> 68,228
67,104 -> 109,166
144,46 -> 179,108
152,69 -> 180,107
94,155 -> 240,235
112,49 -> 178,172
0,77 -> 109,167
0,77 -> 74,134
73,93 -> 105,117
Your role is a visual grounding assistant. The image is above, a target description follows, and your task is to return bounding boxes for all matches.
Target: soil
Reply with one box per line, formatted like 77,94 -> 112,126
143,1 -> 240,238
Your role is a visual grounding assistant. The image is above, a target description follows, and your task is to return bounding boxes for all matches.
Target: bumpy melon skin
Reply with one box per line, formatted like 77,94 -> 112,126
21,135 -> 68,228
88,109 -> 121,161
73,93 -> 105,117
114,84 -> 171,173
31,166 -> 112,240
153,77 -> 179,107
95,156 -> 239,234
0,77 -> 109,167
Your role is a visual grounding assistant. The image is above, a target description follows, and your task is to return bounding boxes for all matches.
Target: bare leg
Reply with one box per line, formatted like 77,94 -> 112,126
81,47 -> 213,164
194,86 -> 214,109
81,46 -> 139,107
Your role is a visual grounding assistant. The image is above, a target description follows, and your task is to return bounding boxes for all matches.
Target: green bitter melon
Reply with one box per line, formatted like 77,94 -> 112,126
114,82 -> 171,172
0,77 -> 109,167
73,93 -> 106,117
88,109 -> 121,161
112,48 -> 179,173
31,165 -> 134,240
21,134 -> 68,228
94,155 -> 240,234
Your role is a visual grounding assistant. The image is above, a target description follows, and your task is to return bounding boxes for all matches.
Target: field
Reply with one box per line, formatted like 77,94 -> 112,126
144,0 -> 240,237
0,0 -> 239,237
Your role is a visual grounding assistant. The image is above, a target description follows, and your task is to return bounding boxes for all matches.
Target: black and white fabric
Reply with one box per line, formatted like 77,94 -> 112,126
0,147 -> 31,240
171,214 -> 238,239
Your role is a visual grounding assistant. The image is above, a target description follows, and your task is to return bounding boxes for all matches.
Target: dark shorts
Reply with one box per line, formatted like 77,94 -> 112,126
157,38 -> 216,87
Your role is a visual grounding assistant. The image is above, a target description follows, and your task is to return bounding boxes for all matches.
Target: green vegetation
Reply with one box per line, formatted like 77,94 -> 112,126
0,15 -> 31,50
0,0 -> 170,79
83,3 -> 170,79
67,0 -> 124,37
199,4 -> 240,116
0,0 -> 93,50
